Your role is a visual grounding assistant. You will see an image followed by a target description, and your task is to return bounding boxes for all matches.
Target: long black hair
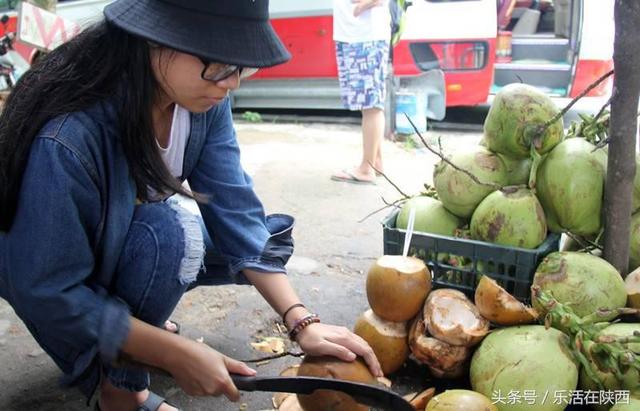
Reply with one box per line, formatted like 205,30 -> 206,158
0,21 -> 194,231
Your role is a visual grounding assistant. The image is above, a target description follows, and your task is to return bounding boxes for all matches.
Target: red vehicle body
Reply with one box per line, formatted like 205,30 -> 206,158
233,0 -> 614,115
0,0 -> 614,119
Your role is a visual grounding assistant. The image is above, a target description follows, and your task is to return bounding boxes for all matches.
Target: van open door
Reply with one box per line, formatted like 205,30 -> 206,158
492,0 -> 613,99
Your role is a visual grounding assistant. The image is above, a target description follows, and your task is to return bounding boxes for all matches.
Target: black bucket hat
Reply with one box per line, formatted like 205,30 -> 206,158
104,0 -> 291,68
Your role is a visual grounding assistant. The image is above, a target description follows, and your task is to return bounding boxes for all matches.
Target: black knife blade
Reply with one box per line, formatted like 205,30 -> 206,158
113,358 -> 414,410
231,375 -> 414,411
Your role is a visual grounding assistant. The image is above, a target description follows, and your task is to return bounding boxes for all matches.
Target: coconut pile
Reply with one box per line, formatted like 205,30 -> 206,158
271,83 -> 640,411
281,255 -> 640,411
399,83 -> 640,276
280,252 -> 550,411
413,83 -> 562,253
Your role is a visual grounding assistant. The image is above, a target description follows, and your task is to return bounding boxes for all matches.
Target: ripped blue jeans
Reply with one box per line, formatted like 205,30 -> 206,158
103,200 -> 205,392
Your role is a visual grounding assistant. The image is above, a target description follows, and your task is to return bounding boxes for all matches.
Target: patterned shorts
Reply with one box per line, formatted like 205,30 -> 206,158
336,40 -> 390,111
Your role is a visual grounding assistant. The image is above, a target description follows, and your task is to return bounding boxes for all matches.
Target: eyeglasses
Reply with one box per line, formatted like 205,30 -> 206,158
199,58 -> 258,82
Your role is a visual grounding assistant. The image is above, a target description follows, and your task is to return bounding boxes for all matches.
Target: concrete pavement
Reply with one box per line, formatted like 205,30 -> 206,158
0,120 -> 479,411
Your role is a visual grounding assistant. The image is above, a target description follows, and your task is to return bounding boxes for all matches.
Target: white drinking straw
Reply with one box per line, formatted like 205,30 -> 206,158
402,207 -> 416,258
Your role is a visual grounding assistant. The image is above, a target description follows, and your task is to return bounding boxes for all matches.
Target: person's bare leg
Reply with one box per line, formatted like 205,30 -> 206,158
358,107 -> 385,178
331,107 -> 384,183
374,138 -> 384,175
99,377 -> 177,411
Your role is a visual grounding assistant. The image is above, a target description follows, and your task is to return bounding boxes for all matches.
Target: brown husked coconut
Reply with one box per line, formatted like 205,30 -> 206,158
424,289 -> 489,347
353,309 -> 410,375
474,275 -> 538,325
296,356 -> 377,411
408,312 -> 471,379
625,267 -> 640,310
366,255 -> 431,322
273,365 -> 301,408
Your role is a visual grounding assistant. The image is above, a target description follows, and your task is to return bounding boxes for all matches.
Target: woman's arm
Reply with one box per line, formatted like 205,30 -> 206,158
188,101 -> 381,376
243,269 -> 382,377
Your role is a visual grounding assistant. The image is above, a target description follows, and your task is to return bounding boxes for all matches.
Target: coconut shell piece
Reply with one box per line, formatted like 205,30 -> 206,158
403,387 -> 436,410
377,376 -> 392,388
475,275 -> 538,325
625,267 -> 640,310
278,395 -> 304,411
408,311 -> 471,379
424,289 -> 489,347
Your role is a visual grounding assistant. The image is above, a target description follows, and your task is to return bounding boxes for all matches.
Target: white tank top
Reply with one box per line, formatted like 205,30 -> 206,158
333,0 -> 391,43
148,104 -> 191,201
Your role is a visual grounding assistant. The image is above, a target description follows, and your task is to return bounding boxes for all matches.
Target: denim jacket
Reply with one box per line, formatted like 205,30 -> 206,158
0,96 -> 294,397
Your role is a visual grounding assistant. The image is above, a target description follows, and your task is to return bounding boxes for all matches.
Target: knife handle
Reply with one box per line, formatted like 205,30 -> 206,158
230,374 -> 258,392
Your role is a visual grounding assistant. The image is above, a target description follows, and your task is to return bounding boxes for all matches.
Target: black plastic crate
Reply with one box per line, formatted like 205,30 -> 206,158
382,210 -> 560,303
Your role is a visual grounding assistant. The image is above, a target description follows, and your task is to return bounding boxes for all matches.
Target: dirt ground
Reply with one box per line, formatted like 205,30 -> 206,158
0,120 -> 480,411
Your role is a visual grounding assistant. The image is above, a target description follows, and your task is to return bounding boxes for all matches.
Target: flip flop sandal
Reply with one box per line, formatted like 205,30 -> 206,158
137,391 -> 182,411
330,169 -> 376,185
164,320 -> 180,335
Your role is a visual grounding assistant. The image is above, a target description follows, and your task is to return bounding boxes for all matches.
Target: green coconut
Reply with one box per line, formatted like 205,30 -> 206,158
532,252 -> 627,320
610,398 -> 640,411
433,146 -> 509,218
497,154 -> 532,186
579,323 -> 640,411
630,213 -> 640,271
589,148 -> 640,214
396,196 -> 464,236
426,390 -> 497,411
483,83 -> 564,159
470,187 -> 547,249
536,138 -> 605,236
470,325 -> 578,411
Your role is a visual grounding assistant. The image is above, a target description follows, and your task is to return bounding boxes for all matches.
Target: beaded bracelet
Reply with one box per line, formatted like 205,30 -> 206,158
288,313 -> 321,341
282,303 -> 306,324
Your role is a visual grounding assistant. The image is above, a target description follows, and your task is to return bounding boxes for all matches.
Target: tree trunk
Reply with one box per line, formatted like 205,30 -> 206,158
603,0 -> 640,276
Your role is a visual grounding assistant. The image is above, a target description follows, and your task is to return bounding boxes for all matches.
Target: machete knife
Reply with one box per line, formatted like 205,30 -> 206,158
231,374 -> 414,411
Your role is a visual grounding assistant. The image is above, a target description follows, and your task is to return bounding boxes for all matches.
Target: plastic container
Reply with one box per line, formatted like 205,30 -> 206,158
496,30 -> 513,63
395,91 -> 427,134
382,210 -> 560,303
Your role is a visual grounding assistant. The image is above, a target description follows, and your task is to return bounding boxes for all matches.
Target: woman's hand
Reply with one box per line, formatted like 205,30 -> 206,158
295,322 -> 383,377
166,338 -> 256,401
239,271 -> 382,376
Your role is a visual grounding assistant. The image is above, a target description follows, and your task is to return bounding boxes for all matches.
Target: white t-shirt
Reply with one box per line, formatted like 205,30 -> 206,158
148,103 -> 191,201
333,0 -> 391,43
